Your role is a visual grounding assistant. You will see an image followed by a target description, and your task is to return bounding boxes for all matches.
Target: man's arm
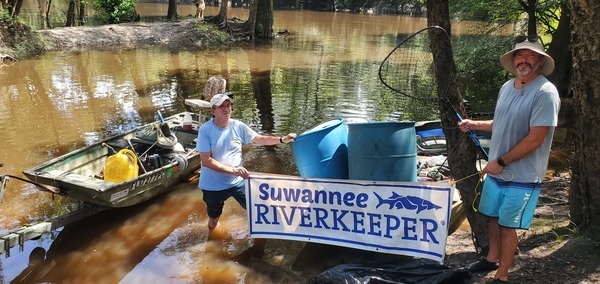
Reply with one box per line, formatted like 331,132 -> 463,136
458,119 -> 494,132
252,133 -> 297,146
483,126 -> 550,175
199,152 -> 246,177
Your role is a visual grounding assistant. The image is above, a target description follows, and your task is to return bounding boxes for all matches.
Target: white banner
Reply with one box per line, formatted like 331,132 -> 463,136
246,173 -> 455,262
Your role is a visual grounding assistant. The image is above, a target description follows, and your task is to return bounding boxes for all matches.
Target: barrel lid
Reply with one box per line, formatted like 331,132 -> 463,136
297,118 -> 343,138
347,121 -> 415,128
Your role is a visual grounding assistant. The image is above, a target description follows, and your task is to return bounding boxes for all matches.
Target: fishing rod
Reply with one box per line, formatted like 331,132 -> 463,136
442,98 -> 489,160
378,25 -> 489,160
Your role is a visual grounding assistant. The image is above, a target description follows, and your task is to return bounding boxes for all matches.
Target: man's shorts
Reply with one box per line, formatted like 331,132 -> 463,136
479,175 -> 541,229
202,182 -> 247,218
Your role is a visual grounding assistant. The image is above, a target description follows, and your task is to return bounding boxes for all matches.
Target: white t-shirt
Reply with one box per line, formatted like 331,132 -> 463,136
489,76 -> 560,183
196,119 -> 257,190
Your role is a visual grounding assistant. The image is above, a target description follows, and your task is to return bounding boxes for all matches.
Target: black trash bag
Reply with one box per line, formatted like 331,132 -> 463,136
311,258 -> 470,284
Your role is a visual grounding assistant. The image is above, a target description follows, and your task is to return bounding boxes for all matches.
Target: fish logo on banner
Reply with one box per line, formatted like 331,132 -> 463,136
246,173 -> 454,263
374,192 -> 442,213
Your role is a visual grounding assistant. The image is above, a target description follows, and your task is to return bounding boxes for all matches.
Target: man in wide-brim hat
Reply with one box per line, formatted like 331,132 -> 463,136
458,37 -> 561,283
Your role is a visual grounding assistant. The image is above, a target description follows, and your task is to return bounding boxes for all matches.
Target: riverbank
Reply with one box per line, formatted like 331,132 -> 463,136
0,17 -> 233,60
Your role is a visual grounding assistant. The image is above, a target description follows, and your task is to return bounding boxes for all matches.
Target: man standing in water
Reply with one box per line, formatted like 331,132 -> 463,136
196,93 -> 297,229
458,37 -> 560,283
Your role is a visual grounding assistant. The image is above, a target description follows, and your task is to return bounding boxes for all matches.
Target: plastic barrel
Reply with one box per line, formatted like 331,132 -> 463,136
348,121 -> 417,182
292,118 -> 348,179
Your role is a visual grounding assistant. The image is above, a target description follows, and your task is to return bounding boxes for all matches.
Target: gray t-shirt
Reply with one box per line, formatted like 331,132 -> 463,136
489,76 -> 560,183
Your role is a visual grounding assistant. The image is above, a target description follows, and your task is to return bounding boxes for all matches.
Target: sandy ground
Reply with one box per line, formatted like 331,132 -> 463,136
444,172 -> 600,284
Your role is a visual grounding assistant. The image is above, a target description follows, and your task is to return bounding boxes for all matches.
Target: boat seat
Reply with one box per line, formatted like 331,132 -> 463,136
416,135 -> 447,155
184,99 -> 211,109
130,124 -> 178,149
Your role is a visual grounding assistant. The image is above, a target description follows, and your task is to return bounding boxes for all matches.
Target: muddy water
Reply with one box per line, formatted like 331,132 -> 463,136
0,5 -> 491,283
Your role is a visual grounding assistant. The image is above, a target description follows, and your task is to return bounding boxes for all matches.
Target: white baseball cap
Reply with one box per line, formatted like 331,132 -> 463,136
209,93 -> 233,108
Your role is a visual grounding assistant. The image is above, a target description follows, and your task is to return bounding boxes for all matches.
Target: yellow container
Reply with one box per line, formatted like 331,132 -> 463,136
104,149 -> 139,183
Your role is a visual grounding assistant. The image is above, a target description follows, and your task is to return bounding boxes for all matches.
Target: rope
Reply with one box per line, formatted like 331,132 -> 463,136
450,169 -> 515,212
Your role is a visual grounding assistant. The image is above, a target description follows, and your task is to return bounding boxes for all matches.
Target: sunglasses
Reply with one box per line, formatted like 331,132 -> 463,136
515,35 -> 539,43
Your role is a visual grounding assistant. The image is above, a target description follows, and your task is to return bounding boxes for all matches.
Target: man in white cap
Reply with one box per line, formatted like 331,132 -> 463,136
458,37 -> 561,283
196,93 -> 297,229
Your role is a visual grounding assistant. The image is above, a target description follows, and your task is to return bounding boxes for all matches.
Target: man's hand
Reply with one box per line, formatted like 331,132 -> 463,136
281,133 -> 297,144
232,166 -> 249,179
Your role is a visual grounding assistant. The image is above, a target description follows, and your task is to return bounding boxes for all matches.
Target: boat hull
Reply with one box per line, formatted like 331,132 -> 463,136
23,112 -> 202,207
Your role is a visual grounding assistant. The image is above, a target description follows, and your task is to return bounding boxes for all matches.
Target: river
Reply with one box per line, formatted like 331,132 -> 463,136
0,4 -> 491,283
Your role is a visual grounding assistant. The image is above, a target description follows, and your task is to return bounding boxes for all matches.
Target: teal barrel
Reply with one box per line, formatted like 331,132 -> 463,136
347,121 -> 417,182
292,118 -> 349,179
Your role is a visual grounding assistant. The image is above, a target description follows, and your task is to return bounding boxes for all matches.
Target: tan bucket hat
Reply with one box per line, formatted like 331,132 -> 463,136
500,41 -> 555,77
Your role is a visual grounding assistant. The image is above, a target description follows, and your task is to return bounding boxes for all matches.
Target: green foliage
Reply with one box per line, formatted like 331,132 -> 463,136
453,35 -> 513,112
0,9 -> 10,21
93,0 -> 138,24
449,0 -> 521,22
192,21 -> 231,43
449,0 -> 564,36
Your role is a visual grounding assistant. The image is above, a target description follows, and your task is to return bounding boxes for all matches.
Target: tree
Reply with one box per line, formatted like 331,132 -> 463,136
167,0 -> 178,20
207,0 -> 229,27
568,0 -> 600,241
426,0 -> 490,254
66,0 -> 76,26
226,0 -> 274,40
94,0 -> 138,24
35,0 -> 53,29
4,0 -> 24,17
253,0 -> 273,39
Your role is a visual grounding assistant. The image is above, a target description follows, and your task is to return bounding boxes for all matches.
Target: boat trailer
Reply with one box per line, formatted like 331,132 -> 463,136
0,203 -> 107,257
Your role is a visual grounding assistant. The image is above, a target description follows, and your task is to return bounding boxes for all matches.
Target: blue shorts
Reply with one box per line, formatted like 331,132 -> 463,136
202,181 -> 247,218
479,176 -> 541,229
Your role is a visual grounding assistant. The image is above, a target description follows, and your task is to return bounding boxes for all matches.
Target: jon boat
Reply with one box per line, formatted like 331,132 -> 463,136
415,120 -> 490,156
23,112 -> 203,208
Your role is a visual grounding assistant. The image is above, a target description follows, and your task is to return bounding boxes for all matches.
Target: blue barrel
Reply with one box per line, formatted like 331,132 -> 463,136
348,121 -> 417,182
292,118 -> 348,179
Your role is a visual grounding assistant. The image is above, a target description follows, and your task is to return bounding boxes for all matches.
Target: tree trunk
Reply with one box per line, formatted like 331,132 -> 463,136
325,0 -> 335,12
167,0 -> 178,20
208,0 -> 229,26
527,0 -> 536,36
255,0 -> 273,39
36,0 -> 46,29
242,0 -> 259,35
546,3 -> 572,99
78,0 -> 85,26
8,0 -> 23,17
66,0 -> 75,27
426,0 -> 489,255
45,0 -> 52,29
568,0 -> 600,241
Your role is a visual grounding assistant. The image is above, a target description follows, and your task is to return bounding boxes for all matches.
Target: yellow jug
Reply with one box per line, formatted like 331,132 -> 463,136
104,149 -> 139,183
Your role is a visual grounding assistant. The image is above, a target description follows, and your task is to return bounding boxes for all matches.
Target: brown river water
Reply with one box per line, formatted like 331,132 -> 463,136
0,4 -> 490,283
